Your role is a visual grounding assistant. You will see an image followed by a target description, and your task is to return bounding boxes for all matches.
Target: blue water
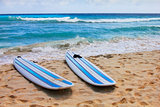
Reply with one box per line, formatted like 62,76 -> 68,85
0,13 -> 160,48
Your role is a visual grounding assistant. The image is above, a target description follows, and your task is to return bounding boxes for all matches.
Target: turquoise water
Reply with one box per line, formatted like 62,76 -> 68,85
0,14 -> 160,64
0,14 -> 160,48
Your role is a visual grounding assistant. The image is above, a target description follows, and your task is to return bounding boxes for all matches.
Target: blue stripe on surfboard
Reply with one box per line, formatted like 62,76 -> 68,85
15,59 -> 61,88
21,58 -> 73,85
66,52 -> 103,84
62,80 -> 72,85
80,58 -> 114,83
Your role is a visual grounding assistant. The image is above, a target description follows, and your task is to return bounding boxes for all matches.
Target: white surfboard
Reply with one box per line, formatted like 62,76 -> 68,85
13,56 -> 74,90
66,51 -> 116,86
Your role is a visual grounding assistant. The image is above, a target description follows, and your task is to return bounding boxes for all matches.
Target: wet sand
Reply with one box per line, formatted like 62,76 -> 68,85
0,50 -> 160,107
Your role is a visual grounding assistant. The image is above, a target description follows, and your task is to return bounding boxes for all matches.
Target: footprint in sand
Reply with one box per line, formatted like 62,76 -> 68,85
17,99 -> 28,103
148,72 -> 154,76
0,85 -> 13,89
112,98 -> 127,106
12,88 -> 26,93
134,92 -> 142,97
77,99 -> 104,107
95,63 -> 103,69
46,65 -> 53,68
0,96 -> 5,99
125,70 -> 131,73
138,84 -> 146,89
78,89 -> 90,95
156,66 -> 160,71
139,101 -> 148,106
53,102 -> 59,107
29,104 -> 45,107
115,66 -> 120,68
9,94 -> 17,98
35,97 -> 45,101
128,97 -> 136,104
125,88 -> 133,92
63,71 -> 69,75
103,54 -> 113,59
71,80 -> 77,83
51,67 -> 56,70
149,81 -> 155,85
14,88 -> 26,91
119,98 -> 127,104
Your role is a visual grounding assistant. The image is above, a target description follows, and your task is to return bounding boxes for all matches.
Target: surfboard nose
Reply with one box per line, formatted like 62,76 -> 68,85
17,56 -> 21,58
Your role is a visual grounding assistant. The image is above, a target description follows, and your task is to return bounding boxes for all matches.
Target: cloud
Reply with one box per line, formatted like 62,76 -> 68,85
59,0 -> 74,6
87,0 -> 107,3
1,0 -> 159,7
0,0 -> 74,6
0,0 -> 160,13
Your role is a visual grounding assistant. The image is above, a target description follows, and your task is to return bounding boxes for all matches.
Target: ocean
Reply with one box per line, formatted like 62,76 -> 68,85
0,13 -> 160,64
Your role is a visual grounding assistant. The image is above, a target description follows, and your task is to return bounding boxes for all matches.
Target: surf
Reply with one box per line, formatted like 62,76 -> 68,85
16,17 -> 160,23
0,36 -> 160,65
1,15 -> 160,23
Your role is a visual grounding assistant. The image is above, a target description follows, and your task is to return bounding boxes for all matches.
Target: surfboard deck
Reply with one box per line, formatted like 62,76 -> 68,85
66,51 -> 116,86
13,56 -> 74,90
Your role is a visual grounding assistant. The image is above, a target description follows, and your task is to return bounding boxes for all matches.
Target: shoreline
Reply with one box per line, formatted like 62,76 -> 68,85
0,36 -> 160,65
0,50 -> 160,106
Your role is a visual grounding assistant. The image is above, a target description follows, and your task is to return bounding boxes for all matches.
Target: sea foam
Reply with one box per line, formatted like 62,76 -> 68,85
0,36 -> 160,65
17,17 -> 160,23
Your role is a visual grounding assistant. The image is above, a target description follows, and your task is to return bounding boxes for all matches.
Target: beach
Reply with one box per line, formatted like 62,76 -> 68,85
0,50 -> 160,107
0,13 -> 160,107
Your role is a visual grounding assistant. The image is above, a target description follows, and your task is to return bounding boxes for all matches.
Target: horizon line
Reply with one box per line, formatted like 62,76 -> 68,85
0,13 -> 160,15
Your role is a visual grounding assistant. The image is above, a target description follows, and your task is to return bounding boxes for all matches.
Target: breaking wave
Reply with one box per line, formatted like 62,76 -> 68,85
8,16 -> 160,23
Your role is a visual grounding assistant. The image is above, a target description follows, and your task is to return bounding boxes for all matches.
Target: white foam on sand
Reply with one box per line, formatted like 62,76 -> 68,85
0,37 -> 160,65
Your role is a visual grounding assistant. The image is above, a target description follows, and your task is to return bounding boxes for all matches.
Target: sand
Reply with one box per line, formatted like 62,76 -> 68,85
0,50 -> 160,107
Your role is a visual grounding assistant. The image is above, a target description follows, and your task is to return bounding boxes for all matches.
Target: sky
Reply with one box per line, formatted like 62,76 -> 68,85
0,0 -> 160,14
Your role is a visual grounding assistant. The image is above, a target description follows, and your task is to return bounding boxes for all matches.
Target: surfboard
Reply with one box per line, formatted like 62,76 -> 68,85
66,51 -> 116,86
13,56 -> 74,90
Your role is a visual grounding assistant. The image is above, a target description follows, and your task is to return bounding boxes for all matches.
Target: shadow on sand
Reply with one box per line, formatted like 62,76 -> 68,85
34,85 -> 73,100
85,83 -> 116,93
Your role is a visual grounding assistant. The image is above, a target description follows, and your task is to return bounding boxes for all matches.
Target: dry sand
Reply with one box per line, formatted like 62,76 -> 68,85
0,50 -> 160,107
